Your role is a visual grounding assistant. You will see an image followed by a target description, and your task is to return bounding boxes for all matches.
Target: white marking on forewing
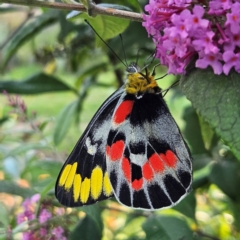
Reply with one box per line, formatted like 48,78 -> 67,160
85,137 -> 97,155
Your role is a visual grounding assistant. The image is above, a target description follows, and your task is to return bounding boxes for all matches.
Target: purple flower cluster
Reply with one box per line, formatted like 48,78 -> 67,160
143,0 -> 240,75
17,194 -> 66,240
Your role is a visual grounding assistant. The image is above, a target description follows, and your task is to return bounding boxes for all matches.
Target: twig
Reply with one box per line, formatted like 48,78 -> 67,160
0,0 -> 143,22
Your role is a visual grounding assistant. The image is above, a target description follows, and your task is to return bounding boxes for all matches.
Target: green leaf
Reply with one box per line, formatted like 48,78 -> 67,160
0,202 -> 9,227
182,106 -> 206,154
181,68 -> 240,160
0,180 -> 35,198
173,192 -> 196,220
81,205 -> 103,233
81,14 -> 130,44
53,101 -> 78,145
76,61 -> 107,86
81,0 -> 89,9
4,143 -> 49,158
37,178 -> 55,198
142,215 -> 193,240
69,214 -> 102,240
58,13 -> 78,42
0,117 -> 9,126
198,114 -> 215,150
2,10 -> 60,68
209,160 -> 240,201
109,21 -> 152,59
0,72 -> 74,94
22,160 -> 62,183
192,162 -> 212,189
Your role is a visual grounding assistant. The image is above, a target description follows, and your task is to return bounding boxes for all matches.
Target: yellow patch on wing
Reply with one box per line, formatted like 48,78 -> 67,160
80,178 -> 91,203
73,174 -> 82,202
103,172 -> 113,196
59,164 -> 72,187
91,166 -> 103,200
59,163 -> 78,190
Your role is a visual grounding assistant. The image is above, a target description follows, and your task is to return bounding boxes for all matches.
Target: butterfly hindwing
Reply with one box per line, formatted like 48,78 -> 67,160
106,71 -> 192,210
55,88 -> 124,206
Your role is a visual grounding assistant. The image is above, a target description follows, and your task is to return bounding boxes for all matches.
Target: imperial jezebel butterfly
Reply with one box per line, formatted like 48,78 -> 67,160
55,62 -> 192,210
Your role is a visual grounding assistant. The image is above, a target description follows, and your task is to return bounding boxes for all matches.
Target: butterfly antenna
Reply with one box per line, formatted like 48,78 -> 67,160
151,63 -> 161,76
141,49 -> 157,72
85,19 -> 127,67
162,80 -> 180,97
119,34 -> 128,66
135,48 -> 144,66
147,49 -> 157,66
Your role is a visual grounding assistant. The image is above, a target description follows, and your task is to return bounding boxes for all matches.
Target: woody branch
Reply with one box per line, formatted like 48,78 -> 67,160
0,0 -> 143,22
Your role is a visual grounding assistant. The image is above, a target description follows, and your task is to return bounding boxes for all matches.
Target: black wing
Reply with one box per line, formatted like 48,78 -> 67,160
55,87 -> 124,207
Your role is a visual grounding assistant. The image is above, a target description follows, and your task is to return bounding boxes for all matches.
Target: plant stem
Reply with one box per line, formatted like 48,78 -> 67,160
0,0 -> 143,22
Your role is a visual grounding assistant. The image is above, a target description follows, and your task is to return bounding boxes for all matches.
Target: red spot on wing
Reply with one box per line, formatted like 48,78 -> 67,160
132,178 -> 143,191
122,157 -> 131,182
142,162 -> 154,180
149,153 -> 165,172
113,100 -> 134,124
107,140 -> 125,161
165,150 -> 178,167
160,150 -> 177,168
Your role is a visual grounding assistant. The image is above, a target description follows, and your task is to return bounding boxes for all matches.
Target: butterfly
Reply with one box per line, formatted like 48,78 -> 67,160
55,62 -> 192,210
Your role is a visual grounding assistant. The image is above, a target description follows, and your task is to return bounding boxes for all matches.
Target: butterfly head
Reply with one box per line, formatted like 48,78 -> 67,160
126,62 -> 141,73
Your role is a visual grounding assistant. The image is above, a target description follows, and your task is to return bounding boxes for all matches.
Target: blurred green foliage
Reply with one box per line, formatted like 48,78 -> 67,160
0,1 -> 240,240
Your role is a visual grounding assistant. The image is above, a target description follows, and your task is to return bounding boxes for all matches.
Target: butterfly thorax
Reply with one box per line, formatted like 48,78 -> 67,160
125,71 -> 161,95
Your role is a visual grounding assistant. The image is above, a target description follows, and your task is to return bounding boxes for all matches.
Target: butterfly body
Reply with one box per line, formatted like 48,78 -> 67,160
55,63 -> 192,210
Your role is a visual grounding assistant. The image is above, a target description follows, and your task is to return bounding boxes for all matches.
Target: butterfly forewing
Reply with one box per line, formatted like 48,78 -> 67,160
55,88 -> 124,206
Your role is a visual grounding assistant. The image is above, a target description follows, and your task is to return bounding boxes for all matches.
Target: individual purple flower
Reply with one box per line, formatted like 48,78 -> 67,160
17,194 -> 40,224
162,30 -> 189,57
196,53 -> 223,74
40,228 -> 48,237
224,27 -> 240,51
21,198 -> 31,210
17,213 -> 26,224
23,210 -> 35,221
39,209 -> 52,224
225,2 -> 240,34
186,5 -> 209,32
23,232 -> 35,240
192,31 -> 218,55
31,193 -> 41,203
209,0 -> 232,12
52,226 -> 65,238
223,51 -> 240,74
170,11 -> 190,39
